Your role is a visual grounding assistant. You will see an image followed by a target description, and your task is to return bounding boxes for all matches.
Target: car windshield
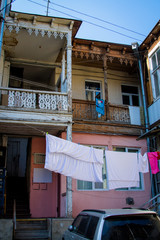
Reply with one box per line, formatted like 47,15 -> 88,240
102,214 -> 160,240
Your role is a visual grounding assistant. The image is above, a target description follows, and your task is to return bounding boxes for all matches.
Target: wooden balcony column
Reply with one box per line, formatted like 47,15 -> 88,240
66,23 -> 73,218
103,53 -> 109,120
66,30 -> 72,113
61,49 -> 66,93
66,124 -> 72,218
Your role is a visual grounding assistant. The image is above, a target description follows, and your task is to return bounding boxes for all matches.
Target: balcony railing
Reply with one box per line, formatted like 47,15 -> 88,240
0,87 -> 68,112
72,99 -> 130,123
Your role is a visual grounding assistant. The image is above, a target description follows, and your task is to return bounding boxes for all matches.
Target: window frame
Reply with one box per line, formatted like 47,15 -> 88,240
112,146 -> 144,191
85,80 -> 102,101
148,42 -> 160,100
121,85 -> 140,106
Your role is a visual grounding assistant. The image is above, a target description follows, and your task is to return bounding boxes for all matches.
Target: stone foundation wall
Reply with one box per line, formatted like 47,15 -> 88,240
51,218 -> 73,240
0,219 -> 13,240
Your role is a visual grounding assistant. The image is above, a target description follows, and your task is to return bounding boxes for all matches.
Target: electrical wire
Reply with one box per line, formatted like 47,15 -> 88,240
44,0 -> 146,38
26,0 -> 143,42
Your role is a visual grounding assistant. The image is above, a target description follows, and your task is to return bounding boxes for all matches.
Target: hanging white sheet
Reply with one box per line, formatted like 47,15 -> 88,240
138,153 -> 149,173
45,134 -> 103,182
105,150 -> 140,190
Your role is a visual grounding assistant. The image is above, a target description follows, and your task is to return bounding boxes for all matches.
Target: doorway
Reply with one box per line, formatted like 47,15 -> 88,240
6,137 -> 31,218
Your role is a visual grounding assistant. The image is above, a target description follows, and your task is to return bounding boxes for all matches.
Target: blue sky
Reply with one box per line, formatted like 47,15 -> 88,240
11,0 -> 160,45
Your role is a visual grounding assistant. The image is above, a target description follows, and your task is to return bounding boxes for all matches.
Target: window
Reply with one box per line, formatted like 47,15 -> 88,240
77,146 -> 107,190
112,147 -> 143,191
72,214 -> 99,239
121,85 -> 139,106
102,215 -> 160,240
85,81 -> 101,101
150,47 -> 160,99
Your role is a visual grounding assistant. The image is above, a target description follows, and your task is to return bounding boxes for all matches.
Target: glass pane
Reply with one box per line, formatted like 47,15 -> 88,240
77,180 -> 92,190
132,95 -> 139,106
86,90 -> 93,101
95,182 -> 103,189
113,147 -> 125,152
85,81 -> 100,90
128,149 -> 138,153
76,215 -> 89,236
72,215 -> 83,233
86,216 -> 99,239
152,54 -> 157,70
121,85 -> 138,94
122,95 -> 130,105
153,71 -> 160,98
102,215 -> 160,240
157,49 -> 160,66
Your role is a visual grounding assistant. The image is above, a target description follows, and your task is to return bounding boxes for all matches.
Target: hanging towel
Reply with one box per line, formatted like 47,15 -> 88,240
45,134 -> 103,182
105,151 -> 140,190
138,153 -> 149,173
148,152 -> 160,174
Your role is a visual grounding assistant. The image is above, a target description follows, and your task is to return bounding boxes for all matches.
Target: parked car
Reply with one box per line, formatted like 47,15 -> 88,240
63,208 -> 160,240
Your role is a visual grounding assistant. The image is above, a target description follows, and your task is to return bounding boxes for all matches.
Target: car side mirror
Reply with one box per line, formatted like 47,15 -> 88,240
68,225 -> 74,231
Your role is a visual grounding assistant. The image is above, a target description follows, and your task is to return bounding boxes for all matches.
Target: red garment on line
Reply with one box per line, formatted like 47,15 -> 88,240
147,152 -> 160,174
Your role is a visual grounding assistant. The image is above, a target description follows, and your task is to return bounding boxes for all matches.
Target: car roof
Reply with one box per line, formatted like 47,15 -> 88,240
81,208 -> 157,218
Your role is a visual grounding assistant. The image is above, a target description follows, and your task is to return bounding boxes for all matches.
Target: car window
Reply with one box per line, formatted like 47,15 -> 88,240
101,215 -> 160,240
71,214 -> 99,239
86,216 -> 99,239
72,214 -> 89,236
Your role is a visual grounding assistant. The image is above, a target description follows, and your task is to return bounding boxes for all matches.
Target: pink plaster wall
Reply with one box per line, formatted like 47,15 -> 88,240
30,137 -> 58,218
61,132 -> 151,218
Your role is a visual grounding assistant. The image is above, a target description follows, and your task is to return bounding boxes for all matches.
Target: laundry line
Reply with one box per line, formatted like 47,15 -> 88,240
44,134 -> 154,190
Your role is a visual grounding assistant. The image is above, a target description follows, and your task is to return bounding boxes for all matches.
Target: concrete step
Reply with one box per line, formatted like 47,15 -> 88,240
14,219 -> 51,240
14,229 -> 49,239
16,220 -> 47,230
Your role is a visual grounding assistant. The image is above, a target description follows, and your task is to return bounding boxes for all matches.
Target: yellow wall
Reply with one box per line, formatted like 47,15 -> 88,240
72,65 -> 139,105
72,65 -> 104,100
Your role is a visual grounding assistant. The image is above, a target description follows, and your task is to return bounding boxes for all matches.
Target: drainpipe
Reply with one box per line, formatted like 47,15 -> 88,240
0,0 -> 7,58
132,42 -> 155,198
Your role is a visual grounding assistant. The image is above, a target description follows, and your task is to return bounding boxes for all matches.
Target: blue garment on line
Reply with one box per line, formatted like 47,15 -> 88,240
96,98 -> 105,116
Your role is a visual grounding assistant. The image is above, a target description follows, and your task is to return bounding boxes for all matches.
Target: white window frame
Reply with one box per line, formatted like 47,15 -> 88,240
113,146 -> 144,191
121,85 -> 140,106
85,80 -> 102,101
148,41 -> 160,100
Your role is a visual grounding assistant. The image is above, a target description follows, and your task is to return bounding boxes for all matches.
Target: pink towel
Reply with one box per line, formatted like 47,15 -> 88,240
148,152 -> 160,174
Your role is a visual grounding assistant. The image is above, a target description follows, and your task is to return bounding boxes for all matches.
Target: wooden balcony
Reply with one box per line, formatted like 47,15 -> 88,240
0,87 -> 72,136
0,87 -> 68,112
72,99 -> 131,124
